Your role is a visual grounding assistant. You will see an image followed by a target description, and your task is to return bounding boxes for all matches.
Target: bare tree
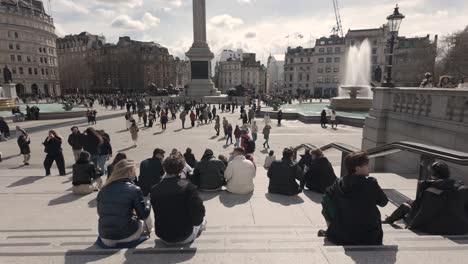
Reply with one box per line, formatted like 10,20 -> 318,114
436,26 -> 468,80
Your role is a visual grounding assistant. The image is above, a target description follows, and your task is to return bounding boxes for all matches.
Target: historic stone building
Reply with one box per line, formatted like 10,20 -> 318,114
313,35 -> 345,97
0,0 -> 60,96
283,46 -> 315,95
56,32 -> 105,94
266,55 -> 284,94
393,35 -> 437,87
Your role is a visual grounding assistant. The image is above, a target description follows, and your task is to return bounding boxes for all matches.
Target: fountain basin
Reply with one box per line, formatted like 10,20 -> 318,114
330,97 -> 372,111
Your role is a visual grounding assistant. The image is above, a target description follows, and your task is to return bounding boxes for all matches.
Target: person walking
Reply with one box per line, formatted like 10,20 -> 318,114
263,124 -> 272,149
222,117 -> 228,137
82,127 -> 103,166
190,110 -> 196,127
17,134 -> 31,166
129,121 -> 139,147
248,108 -> 255,124
320,109 -> 328,128
142,111 -> 148,127
251,121 -> 258,142
214,116 -> 220,136
226,124 -> 233,145
277,110 -> 283,126
331,110 -> 337,129
160,111 -> 168,131
43,130 -> 66,176
68,126 -> 83,161
234,125 -> 241,147
97,131 -> 113,176
180,110 -> 187,129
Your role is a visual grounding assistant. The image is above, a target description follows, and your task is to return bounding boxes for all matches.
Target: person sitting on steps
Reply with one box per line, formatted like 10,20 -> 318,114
72,151 -> 103,195
192,149 -> 226,191
267,148 -> 303,196
384,161 -> 468,235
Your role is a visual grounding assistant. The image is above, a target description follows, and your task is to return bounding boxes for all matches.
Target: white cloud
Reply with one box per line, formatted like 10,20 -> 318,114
92,0 -> 144,8
158,0 -> 184,7
55,0 -> 90,14
209,14 -> 244,29
111,15 -> 146,30
245,31 -> 256,38
237,0 -> 253,4
142,12 -> 161,27
95,8 -> 116,18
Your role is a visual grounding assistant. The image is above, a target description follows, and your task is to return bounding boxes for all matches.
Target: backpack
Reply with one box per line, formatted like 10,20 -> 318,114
246,139 -> 256,153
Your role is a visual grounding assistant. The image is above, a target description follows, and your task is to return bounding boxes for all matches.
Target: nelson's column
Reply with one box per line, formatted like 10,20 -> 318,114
186,0 -> 221,97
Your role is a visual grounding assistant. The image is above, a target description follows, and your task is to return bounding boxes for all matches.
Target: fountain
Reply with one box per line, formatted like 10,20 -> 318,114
330,39 -> 373,111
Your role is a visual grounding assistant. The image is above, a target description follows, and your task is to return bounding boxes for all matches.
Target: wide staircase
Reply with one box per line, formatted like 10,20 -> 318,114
0,142 -> 468,263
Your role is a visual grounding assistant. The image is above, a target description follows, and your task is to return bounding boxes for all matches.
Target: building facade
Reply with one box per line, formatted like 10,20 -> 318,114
314,35 -> 345,97
266,55 -> 284,94
0,0 -> 60,96
219,49 -> 243,62
56,32 -> 105,94
283,46 -> 315,95
393,35 -> 437,87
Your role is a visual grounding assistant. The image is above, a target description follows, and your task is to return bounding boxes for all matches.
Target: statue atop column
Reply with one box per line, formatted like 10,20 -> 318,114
3,65 -> 13,84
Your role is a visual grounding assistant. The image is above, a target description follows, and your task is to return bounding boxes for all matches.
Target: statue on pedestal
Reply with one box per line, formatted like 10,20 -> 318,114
3,65 -> 13,84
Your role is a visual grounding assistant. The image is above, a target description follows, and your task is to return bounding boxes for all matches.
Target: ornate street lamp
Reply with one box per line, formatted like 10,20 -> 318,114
383,4 -> 405,87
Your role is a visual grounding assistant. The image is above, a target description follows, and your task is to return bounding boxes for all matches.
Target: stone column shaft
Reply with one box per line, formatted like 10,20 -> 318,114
193,0 -> 207,43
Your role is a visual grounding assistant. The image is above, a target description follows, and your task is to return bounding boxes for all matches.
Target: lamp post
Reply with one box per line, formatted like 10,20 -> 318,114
383,5 -> 405,87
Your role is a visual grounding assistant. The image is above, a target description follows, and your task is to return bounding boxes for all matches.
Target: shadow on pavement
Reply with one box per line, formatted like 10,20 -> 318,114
64,246 -> 120,264
88,197 -> 97,208
7,176 -> 46,188
123,247 -> 196,264
344,245 -> 397,264
199,191 -> 221,201
48,193 -> 88,206
265,193 -> 304,205
302,190 -> 324,204
118,146 -> 136,153
219,192 -> 253,208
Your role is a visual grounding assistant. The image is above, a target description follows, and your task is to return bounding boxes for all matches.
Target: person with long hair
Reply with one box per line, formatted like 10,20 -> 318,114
43,130 -> 66,176
97,159 -> 152,248
82,127 -> 103,166
129,120 -> 139,147
107,153 -> 127,179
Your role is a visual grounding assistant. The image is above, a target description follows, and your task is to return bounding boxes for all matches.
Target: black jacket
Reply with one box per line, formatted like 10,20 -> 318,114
184,153 -> 197,168
43,137 -> 63,156
0,120 -> 10,137
99,137 -> 113,156
192,154 -> 226,190
82,134 -> 101,155
326,175 -> 388,245
301,156 -> 337,193
406,179 -> 468,235
68,133 -> 83,150
72,160 -> 98,186
151,176 -> 205,243
138,158 -> 164,196
18,137 -> 30,154
97,179 -> 151,240
267,159 -> 303,196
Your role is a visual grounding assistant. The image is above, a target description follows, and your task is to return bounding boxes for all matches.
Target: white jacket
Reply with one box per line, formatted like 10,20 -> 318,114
225,155 -> 256,194
263,155 -> 276,169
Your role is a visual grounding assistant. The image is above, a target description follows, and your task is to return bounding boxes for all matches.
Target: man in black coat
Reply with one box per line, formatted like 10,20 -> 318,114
192,149 -> 226,191
151,153 -> 206,245
68,126 -> 83,161
267,148 -> 303,196
323,152 -> 388,245
138,148 -> 165,197
384,162 -> 468,235
300,149 -> 337,194
0,117 -> 10,138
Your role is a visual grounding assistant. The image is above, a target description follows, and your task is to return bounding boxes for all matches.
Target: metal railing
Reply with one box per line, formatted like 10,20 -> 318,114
293,141 -> 468,181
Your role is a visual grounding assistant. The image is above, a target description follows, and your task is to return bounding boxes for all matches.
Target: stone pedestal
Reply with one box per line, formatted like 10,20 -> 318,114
0,83 -> 17,111
2,83 -> 17,99
185,0 -> 221,97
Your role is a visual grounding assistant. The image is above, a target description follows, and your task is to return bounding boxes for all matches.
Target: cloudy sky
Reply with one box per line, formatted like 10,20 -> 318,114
51,0 -> 467,63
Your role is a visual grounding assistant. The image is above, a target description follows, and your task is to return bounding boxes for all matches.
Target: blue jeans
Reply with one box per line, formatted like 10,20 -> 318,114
252,133 -> 257,142
97,155 -> 108,175
234,137 -> 240,147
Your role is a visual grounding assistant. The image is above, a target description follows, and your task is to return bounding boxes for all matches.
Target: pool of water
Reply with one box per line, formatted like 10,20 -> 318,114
280,103 -> 369,119
0,103 -> 85,117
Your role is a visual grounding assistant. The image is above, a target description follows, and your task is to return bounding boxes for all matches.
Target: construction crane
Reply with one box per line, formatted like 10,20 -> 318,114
331,0 -> 344,38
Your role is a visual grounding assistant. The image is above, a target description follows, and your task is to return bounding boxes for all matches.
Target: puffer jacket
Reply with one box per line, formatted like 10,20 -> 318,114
225,155 -> 256,194
325,175 -> 388,245
68,133 -> 83,150
267,158 -> 303,196
138,158 -> 165,196
301,156 -> 337,193
72,159 -> 98,186
97,179 -> 151,240
192,154 -> 226,190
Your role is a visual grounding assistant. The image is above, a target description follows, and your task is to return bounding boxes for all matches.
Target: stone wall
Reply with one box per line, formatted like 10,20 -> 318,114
362,87 -> 468,180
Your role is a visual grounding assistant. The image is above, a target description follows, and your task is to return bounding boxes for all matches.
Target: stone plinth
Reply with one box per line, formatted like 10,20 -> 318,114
362,87 -> 468,180
0,83 -> 17,111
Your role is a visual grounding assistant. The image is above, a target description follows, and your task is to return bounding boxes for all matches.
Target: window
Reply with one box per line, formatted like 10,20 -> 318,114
320,41 -> 325,45
290,58 -> 293,63
319,48 -> 325,53
27,56 -> 31,62
41,68 -> 45,75
46,68 -> 49,75
290,67 -> 293,71
306,74 -> 310,81
317,68 -> 324,73
307,57 -> 311,62
289,74 -> 293,81
334,67 -> 339,72
318,58 -> 324,63
12,67 -> 17,74
17,55 -> 22,62
335,47 -> 341,52
334,57 -> 340,63
326,57 -> 332,63
40,57 -> 43,63
306,66 -> 310,70
327,47 -> 333,53
14,32 -> 18,38
299,73 -> 303,81
334,76 -> 339,83
317,77 -> 323,83
300,58 -> 304,63
16,44 -> 20,50
326,67 -> 331,73
28,68 -> 32,74
306,84 -> 309,87
9,43 -> 13,50
373,39 -> 378,46
325,77 -> 331,83
19,67 -> 24,74
372,48 -> 377,55
8,31 -> 11,38
372,56 -> 378,64
10,55 -> 15,62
